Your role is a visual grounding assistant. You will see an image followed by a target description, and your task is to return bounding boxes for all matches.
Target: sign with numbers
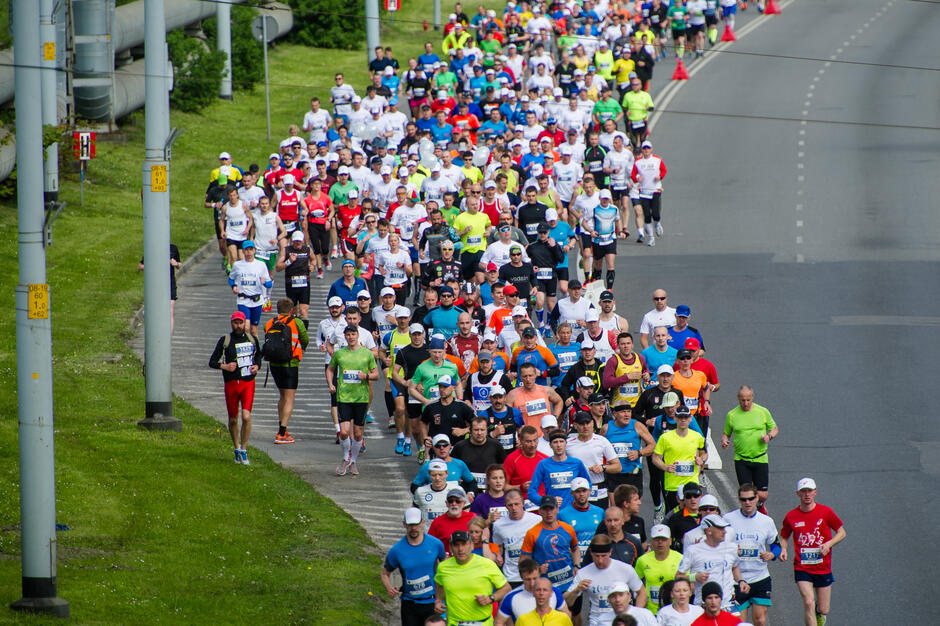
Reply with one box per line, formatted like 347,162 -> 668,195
28,284 -> 49,319
150,164 -> 168,192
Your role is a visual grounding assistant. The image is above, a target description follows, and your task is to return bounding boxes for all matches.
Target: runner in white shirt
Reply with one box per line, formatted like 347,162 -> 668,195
678,515 -> 746,610
420,165 -> 458,205
565,535 -> 646,626
638,288 -> 677,348
604,582 -> 658,626
491,490 -> 542,584
559,98 -> 589,135
413,459 -> 456,530
302,97 -> 332,143
238,173 -> 266,218
566,414 -> 621,502
318,297 -> 347,366
554,147 -> 582,209
654,577 -> 704,626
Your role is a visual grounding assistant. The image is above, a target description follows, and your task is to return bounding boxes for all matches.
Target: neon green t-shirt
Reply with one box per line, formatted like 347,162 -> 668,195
412,359 -> 460,401
723,403 -> 776,463
383,329 -> 412,380
452,210 -> 492,254
329,346 -> 376,403
653,429 -> 705,492
592,98 -> 623,123
622,90 -> 654,122
635,549 -> 683,614
435,554 -> 507,625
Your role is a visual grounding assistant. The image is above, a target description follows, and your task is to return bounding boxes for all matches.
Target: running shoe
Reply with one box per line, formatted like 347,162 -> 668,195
647,236 -> 656,247
655,223 -> 664,236
359,440 -> 366,453
234,449 -> 243,464
241,450 -> 250,466
334,433 -> 340,444
335,460 -> 350,476
416,448 -> 426,464
402,440 -> 412,456
325,259 -> 333,271
349,462 -> 360,476
365,412 -> 375,423
331,246 -> 339,258
653,505 -> 665,524
274,432 -> 295,444
262,299 -> 272,312
387,415 -> 396,429
395,438 -> 405,455
637,233 -> 645,243
317,269 -> 323,279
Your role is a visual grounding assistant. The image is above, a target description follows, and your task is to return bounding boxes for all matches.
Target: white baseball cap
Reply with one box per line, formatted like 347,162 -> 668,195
607,582 -> 630,598
328,296 -> 344,307
511,305 -> 528,317
650,524 -> 671,539
282,174 -> 295,185
380,165 -> 392,175
797,477 -> 817,491
380,287 -> 396,297
356,289 -> 371,299
347,188 -> 359,199
598,189 -> 613,200
404,507 -> 423,524
218,151 -> 231,160
657,364 -> 675,376
541,415 -> 558,429
431,434 -> 451,446
585,309 -> 600,322
576,376 -> 595,388
699,494 -> 719,508
337,165 -> 350,175
291,231 -> 305,242
428,459 -> 448,471
545,208 -> 559,221
570,477 -> 591,492
580,338 -> 595,350
409,323 -> 425,334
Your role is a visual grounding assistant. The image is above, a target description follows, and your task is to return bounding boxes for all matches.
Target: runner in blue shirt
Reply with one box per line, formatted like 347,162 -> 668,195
527,431 -> 592,509
559,478 -> 606,554
550,324 -> 582,388
641,326 -> 679,384
382,507 -> 446,625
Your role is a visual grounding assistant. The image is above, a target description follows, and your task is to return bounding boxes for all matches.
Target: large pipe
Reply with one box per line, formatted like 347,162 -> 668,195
73,0 -> 114,122
41,0 -> 60,203
9,0 -> 69,616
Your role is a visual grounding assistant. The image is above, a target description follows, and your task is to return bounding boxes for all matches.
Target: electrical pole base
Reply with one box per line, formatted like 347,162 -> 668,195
10,595 -> 70,618
138,401 -> 182,431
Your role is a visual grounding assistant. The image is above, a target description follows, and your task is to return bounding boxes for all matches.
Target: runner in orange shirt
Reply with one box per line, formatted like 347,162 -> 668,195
671,347 -> 711,434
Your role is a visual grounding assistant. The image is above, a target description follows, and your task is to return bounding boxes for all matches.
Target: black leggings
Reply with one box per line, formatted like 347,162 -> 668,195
308,222 -> 330,256
649,461 -> 666,508
641,194 -> 663,223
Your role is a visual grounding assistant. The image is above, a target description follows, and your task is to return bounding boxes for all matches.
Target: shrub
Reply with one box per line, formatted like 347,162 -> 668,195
203,5 -> 265,92
167,30 -> 226,113
286,0 -> 365,50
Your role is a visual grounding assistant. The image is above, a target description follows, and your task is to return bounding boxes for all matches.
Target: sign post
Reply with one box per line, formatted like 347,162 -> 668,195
251,15 -> 278,141
384,0 -> 399,22
73,131 -> 96,206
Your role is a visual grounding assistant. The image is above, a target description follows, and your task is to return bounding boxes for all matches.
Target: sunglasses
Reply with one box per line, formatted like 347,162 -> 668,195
434,442 -> 451,448
510,252 -> 522,256
653,296 -> 666,301
739,495 -> 758,502
678,356 -> 692,360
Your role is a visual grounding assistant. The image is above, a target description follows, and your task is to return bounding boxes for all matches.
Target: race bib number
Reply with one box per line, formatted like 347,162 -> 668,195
619,383 -> 639,397
612,442 -> 634,458
800,547 -> 823,565
291,275 -> 309,288
342,370 -> 363,384
596,233 -> 615,246
467,235 -> 482,245
473,472 -> 487,489
546,565 -> 572,585
738,544 -> 760,561
312,209 -> 325,218
590,483 -> 607,500
525,398 -> 548,417
549,471 -> 573,490
254,250 -> 271,260
525,223 -> 538,235
685,396 -> 699,410
239,278 -> 258,289
649,585 -> 661,604
640,192 -> 654,200
674,462 -> 695,476
413,88 -> 426,97
236,342 -> 254,377
387,268 -> 406,283
536,267 -> 553,280
428,385 -> 441,401
404,574 -> 432,596
498,433 -> 515,450
284,222 -> 297,233
631,120 -> 645,129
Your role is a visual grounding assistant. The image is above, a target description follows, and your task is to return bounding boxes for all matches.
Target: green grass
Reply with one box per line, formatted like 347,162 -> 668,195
0,3 -> 509,621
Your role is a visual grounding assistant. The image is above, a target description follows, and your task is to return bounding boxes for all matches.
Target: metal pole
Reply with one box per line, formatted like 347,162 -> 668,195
10,0 -> 68,616
138,0 -> 181,432
262,18 -> 270,141
434,0 -> 441,30
217,0 -> 233,100
40,0 -> 59,204
366,0 -> 380,63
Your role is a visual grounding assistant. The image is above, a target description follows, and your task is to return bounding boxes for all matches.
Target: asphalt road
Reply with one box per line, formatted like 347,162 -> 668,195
609,0 -> 940,622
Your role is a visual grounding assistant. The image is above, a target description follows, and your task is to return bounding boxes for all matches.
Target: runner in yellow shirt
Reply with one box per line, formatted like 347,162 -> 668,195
435,530 -> 511,625
452,196 -> 493,283
652,407 -> 706,510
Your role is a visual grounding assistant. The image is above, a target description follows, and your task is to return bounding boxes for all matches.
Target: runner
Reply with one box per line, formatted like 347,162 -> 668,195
638,289 -> 677,349
566,414 -> 622,504
252,196 -> 285,307
779,478 -> 847,626
382,507 -> 446,626
393,324 -> 431,459
721,386 -> 778,511
655,577 -> 703,625
434,529 -> 511,624
327,324 -> 378,476
505,363 -> 564,434
558,477 -> 606,556
496,558 -> 570,624
491,490 -> 543,589
580,189 -> 624,289
276,231 -> 313,328
229,241 -> 271,338
520,495 -> 581,592
602,403 -> 656,496
516,577 -> 574,626
596,291 -> 630,334
634,524 -> 683,616
652,404 -> 706,511
565,535 -> 647,626
428,488 -> 476,556
691,583 -> 742,626
209,311 -> 261,465
603,333 -> 650,411
630,141 -> 666,247
678,515 -> 745,610
219,186 -> 253,271
527,431 -> 592,510
413,459 -> 453,530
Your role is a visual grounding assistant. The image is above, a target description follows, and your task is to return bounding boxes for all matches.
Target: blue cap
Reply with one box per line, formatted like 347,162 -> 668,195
342,259 -> 355,267
429,338 -> 446,350
438,374 -> 454,386
440,286 -> 454,296
569,86 -> 580,95
241,240 -> 255,249
676,305 -> 691,317
546,117 -> 557,125
316,140 -> 328,147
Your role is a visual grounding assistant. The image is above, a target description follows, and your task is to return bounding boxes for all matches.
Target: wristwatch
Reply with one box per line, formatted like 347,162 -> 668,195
489,594 -> 496,604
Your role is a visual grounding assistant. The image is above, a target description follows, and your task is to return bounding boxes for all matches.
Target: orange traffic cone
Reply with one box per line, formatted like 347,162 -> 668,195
672,59 -> 689,80
765,0 -> 781,14
721,25 -> 736,41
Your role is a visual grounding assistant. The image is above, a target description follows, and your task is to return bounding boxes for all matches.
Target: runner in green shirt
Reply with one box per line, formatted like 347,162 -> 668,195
327,325 -> 378,476
634,524 -> 684,614
721,385 -> 779,505
592,87 -> 624,129
328,169 -> 357,205
667,1 -> 689,59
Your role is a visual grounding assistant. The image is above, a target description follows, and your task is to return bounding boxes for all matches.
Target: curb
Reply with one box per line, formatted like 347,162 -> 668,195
128,238 -> 218,332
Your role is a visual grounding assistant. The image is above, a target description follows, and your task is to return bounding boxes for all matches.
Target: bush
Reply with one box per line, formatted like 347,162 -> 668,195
203,5 -> 265,92
167,30 -> 227,113
286,0 -> 365,50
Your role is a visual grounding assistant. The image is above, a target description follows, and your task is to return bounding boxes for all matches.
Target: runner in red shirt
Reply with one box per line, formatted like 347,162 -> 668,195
335,190 -> 363,256
779,478 -> 847,626
691,581 -> 742,625
502,426 -> 547,503
427,487 -> 476,556
685,337 -> 719,392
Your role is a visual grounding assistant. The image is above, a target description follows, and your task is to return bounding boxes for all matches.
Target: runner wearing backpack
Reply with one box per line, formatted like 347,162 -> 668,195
263,298 -> 309,444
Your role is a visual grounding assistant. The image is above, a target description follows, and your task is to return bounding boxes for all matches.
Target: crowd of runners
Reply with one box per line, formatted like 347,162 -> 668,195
204,2 -> 845,625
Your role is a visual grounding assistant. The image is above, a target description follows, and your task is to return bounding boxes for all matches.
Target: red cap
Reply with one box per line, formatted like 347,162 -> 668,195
231,311 -> 247,321
486,262 -> 498,271
503,284 -> 518,295
684,338 -> 700,350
